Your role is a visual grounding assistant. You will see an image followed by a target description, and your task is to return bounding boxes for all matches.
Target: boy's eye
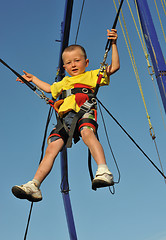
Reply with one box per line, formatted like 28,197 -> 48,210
66,62 -> 71,65
75,59 -> 80,62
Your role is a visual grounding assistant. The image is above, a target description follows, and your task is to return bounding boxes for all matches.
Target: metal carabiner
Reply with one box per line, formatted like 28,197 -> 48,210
34,86 -> 50,104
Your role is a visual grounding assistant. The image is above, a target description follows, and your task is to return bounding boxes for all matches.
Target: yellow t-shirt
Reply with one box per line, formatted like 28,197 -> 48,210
51,69 -> 110,117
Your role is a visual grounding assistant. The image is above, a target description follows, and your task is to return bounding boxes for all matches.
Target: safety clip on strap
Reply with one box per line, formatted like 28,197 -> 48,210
80,98 -> 97,112
34,86 -> 50,104
100,49 -> 109,72
97,49 -> 109,80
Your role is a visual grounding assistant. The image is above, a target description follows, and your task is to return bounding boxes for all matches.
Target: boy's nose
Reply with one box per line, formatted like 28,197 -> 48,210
71,61 -> 76,67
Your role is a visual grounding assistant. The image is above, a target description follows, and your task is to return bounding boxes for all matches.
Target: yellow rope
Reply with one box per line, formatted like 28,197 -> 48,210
113,0 -> 166,181
161,0 -> 166,15
134,0 -> 166,129
128,0 -> 152,72
113,0 -> 154,137
154,0 -> 166,43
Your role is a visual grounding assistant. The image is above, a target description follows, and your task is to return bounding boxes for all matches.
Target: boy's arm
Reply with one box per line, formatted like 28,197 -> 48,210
106,29 -> 120,76
16,70 -> 51,93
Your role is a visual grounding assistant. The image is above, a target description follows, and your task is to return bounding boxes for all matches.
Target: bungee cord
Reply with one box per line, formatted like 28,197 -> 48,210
74,0 -> 85,44
0,59 -> 36,91
113,0 -> 166,182
0,58 -> 51,104
24,202 -> 33,240
96,97 -> 166,181
97,99 -> 121,195
24,105 -> 54,240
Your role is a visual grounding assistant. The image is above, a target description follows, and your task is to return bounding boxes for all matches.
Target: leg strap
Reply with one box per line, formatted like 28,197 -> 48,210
65,110 -> 85,148
78,117 -> 98,133
48,117 -> 69,145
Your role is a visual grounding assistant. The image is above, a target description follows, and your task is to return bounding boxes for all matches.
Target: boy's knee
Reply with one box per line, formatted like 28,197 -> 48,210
46,139 -> 64,155
81,128 -> 94,143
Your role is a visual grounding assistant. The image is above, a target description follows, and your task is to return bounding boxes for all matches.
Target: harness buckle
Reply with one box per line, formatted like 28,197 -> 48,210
65,89 -> 72,97
80,99 -> 96,112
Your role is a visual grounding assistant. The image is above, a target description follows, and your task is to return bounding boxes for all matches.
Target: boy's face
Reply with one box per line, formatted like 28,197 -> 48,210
63,48 -> 89,77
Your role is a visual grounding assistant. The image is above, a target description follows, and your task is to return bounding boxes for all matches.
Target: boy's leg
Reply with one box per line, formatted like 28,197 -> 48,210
81,128 -> 114,188
33,138 -> 64,183
81,128 -> 106,165
12,138 -> 64,202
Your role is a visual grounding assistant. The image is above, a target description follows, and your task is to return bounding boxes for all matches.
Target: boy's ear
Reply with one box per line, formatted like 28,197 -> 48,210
86,59 -> 89,67
63,64 -> 66,70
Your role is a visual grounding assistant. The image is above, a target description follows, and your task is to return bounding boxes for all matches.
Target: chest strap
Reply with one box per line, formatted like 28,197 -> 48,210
61,87 -> 93,99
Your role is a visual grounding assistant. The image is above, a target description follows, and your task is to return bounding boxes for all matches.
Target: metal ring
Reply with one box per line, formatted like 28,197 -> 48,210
82,88 -> 89,94
91,98 -> 97,104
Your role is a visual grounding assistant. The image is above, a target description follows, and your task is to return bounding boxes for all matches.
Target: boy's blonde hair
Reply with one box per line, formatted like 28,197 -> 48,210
62,44 -> 87,61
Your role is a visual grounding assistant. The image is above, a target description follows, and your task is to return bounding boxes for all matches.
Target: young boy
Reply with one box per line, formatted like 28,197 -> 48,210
12,29 -> 120,202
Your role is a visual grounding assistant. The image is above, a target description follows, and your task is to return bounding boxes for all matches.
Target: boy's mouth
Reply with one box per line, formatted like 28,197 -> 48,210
72,69 -> 78,73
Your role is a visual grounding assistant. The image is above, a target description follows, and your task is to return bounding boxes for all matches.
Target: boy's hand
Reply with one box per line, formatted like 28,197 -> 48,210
16,70 -> 33,83
106,29 -> 120,76
107,29 -> 118,44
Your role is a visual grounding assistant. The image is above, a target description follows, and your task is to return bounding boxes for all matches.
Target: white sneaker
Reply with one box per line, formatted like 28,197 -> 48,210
12,181 -> 42,202
92,168 -> 114,190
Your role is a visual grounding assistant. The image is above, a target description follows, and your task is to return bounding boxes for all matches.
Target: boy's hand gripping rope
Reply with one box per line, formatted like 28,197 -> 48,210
94,0 -> 124,96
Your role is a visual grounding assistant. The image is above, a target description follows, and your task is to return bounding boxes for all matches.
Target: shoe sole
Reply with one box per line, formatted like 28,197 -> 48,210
12,186 -> 42,202
92,179 -> 114,190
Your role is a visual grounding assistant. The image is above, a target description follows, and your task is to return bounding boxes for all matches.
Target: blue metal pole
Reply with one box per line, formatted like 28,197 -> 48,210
57,0 -> 74,78
60,147 -> 77,240
135,0 -> 166,114
56,0 -> 78,239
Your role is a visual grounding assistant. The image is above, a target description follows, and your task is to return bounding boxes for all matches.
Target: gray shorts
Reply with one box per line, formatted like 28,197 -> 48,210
47,110 -> 97,144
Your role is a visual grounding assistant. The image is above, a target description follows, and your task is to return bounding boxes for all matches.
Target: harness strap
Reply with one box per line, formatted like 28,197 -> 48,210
61,87 -> 93,99
48,116 -> 69,145
66,99 -> 97,148
66,110 -> 85,148
78,117 -> 98,132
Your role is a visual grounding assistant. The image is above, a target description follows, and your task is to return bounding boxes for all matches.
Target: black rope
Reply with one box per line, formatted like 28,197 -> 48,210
98,99 -> 121,185
96,97 -> 166,180
105,0 -> 124,51
88,149 -> 94,182
0,58 -> 36,91
23,105 -> 54,240
88,100 -> 121,194
0,57 -> 55,239
87,0 -> 124,190
75,0 -> 85,44
24,202 -> 33,240
153,139 -> 166,184
94,0 -> 124,97
98,101 -> 120,195
39,106 -> 54,163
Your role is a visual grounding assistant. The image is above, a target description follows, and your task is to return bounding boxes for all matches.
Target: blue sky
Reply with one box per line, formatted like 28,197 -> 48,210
0,0 -> 166,239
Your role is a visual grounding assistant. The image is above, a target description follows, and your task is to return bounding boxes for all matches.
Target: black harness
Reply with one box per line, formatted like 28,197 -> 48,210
50,87 -> 98,148
61,87 -> 94,99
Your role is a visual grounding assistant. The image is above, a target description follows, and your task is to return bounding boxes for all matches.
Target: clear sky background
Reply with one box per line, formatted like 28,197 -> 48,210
0,0 -> 166,240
